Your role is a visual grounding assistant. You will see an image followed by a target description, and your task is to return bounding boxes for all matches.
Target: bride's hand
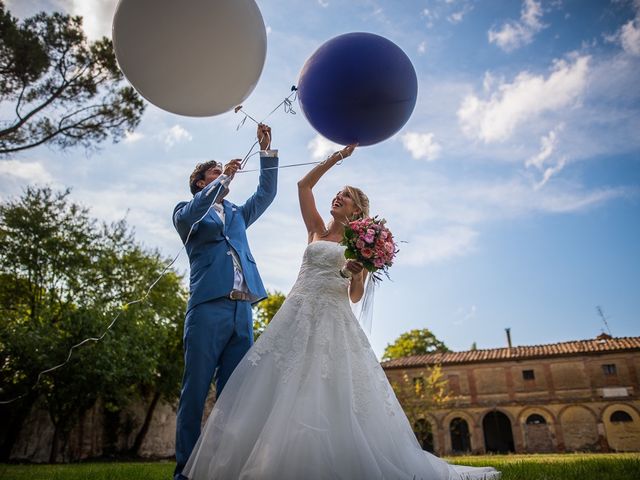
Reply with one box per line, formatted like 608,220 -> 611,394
330,143 -> 357,162
343,260 -> 364,277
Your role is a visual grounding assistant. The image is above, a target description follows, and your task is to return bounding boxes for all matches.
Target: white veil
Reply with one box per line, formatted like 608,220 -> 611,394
351,275 -> 377,337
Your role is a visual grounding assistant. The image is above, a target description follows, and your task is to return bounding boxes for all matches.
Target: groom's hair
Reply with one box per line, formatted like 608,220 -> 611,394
190,160 -> 222,195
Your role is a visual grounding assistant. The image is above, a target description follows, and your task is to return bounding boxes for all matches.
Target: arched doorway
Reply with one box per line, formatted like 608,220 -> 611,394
560,405 -> 598,451
524,413 -> 553,452
414,419 -> 434,452
450,417 -> 471,453
603,405 -> 640,452
483,411 -> 515,453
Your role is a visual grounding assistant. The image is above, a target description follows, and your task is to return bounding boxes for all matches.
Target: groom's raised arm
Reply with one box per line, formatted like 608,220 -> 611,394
173,177 -> 228,243
241,152 -> 278,228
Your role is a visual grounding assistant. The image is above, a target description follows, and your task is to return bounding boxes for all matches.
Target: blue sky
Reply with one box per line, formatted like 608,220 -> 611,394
2,0 -> 639,358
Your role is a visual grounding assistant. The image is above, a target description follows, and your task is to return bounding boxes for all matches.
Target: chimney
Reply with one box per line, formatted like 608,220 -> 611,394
505,328 -> 512,348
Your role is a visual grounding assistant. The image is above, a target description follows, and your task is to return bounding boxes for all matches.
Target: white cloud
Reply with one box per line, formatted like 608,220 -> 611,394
525,124 -> 562,169
418,41 -> 427,55
124,131 -> 144,144
448,11 -> 465,24
448,3 -> 474,24
162,125 -> 193,149
397,225 -> 478,266
464,305 -> 477,322
535,156 -> 566,190
400,132 -> 442,161
525,125 -> 567,188
421,8 -> 437,28
245,211 -> 307,292
457,56 -> 589,143
454,305 -> 477,325
66,0 -> 118,40
488,0 -> 545,52
370,170 -> 629,234
0,160 -> 57,202
604,0 -> 640,56
620,17 -> 640,56
317,0 -> 329,7
0,160 -> 54,183
307,135 -> 341,161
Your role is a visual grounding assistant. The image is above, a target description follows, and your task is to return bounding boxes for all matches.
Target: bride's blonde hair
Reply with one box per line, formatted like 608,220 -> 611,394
323,186 -> 370,237
345,185 -> 369,220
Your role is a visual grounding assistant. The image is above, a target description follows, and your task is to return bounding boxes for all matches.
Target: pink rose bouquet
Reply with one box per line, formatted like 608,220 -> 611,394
340,216 -> 398,282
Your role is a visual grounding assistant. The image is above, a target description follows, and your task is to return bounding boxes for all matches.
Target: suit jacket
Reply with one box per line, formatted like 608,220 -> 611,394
173,155 -> 278,312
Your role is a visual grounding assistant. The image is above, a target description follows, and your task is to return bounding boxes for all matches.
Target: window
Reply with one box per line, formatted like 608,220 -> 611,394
522,369 -> 535,381
602,364 -> 617,376
526,414 -> 546,425
610,411 -> 633,423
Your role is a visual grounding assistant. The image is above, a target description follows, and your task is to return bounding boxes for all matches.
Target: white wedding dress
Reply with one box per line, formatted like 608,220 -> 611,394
184,241 -> 500,480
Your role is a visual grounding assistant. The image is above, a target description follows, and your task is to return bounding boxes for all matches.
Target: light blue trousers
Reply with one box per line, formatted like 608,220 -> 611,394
174,297 -> 253,480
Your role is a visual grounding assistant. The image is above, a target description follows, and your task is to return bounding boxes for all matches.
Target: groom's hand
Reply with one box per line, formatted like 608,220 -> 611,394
223,159 -> 242,178
258,123 -> 272,150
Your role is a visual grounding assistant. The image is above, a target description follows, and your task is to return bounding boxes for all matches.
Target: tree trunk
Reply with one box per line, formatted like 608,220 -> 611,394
129,391 -> 161,456
0,392 -> 38,461
49,422 -> 60,463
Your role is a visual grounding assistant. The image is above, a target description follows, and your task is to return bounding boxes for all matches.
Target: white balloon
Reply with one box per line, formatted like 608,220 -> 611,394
112,0 -> 267,117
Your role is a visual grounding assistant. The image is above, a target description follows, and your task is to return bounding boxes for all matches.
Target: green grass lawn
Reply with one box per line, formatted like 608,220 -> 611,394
1,453 -> 638,480
446,453 -> 640,480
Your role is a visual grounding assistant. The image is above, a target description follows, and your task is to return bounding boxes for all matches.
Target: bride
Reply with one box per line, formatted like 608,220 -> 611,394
183,145 -> 500,479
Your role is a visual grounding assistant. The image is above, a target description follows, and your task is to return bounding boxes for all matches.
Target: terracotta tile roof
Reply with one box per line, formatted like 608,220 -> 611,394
380,336 -> 640,369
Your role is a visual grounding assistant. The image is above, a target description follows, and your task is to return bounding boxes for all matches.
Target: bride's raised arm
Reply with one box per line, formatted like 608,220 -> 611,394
297,144 -> 356,242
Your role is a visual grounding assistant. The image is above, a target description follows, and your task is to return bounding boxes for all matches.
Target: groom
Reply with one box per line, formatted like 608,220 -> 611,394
172,123 -> 278,480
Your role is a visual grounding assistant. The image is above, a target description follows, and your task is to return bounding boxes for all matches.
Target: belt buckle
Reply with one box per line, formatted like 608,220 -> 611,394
230,290 -> 246,301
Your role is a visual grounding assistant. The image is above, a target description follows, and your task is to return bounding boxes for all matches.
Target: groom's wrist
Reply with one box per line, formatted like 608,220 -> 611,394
260,149 -> 278,158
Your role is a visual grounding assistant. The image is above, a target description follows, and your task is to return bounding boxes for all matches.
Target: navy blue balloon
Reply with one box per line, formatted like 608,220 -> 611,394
297,32 -> 418,146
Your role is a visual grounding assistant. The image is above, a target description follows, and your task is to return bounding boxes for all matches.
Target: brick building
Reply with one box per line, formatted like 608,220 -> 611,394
381,334 -> 640,455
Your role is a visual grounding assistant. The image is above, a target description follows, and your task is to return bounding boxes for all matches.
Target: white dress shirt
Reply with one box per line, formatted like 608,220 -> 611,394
203,154 -> 277,299
211,201 -> 249,294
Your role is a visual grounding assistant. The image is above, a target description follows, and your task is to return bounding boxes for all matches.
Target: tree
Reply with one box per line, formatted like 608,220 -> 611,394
0,2 -> 144,156
0,187 -> 186,461
382,328 -> 450,361
389,365 -> 453,450
253,290 -> 285,341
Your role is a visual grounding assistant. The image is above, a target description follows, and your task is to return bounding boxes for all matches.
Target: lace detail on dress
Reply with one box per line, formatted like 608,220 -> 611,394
246,242 -> 375,400
185,241 -> 501,480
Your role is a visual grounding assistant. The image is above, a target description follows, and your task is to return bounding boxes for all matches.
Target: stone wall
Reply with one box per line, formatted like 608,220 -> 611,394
11,350 -> 640,461
384,351 -> 640,455
10,387 -> 217,462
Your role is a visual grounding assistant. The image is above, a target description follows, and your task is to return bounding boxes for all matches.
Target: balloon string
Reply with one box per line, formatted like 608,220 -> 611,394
237,159 -> 325,174
235,86 -> 297,131
0,87 -> 299,406
261,87 -> 298,121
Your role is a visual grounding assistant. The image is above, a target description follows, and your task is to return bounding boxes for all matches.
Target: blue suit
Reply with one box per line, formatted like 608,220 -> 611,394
173,155 -> 278,479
